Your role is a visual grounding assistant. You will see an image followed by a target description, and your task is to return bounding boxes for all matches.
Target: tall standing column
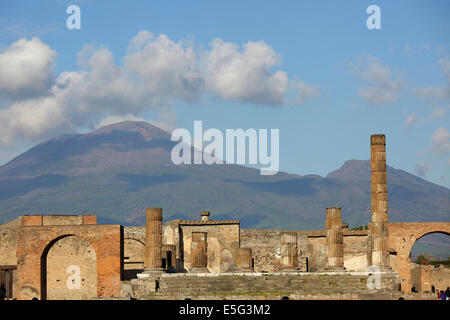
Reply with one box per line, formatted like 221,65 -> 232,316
280,232 -> 299,271
326,207 -> 344,270
143,207 -> 164,272
190,232 -> 209,273
370,134 -> 390,268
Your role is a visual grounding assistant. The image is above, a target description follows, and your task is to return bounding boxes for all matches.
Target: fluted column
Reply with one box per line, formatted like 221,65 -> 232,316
236,248 -> 253,272
326,207 -> 345,270
143,207 -> 163,272
190,232 -> 209,273
280,232 -> 299,271
370,134 -> 390,268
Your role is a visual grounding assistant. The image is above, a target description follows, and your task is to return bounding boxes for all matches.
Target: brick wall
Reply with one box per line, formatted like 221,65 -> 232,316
17,224 -> 122,300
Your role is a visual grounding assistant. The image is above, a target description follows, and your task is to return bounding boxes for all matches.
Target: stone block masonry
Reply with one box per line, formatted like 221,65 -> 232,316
370,134 -> 390,268
143,208 -> 163,272
326,207 -> 344,270
190,232 -> 208,272
236,248 -> 253,272
280,232 -> 299,271
16,216 -> 122,300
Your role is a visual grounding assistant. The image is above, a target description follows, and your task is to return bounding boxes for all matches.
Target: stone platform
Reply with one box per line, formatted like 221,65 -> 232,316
122,271 -> 401,300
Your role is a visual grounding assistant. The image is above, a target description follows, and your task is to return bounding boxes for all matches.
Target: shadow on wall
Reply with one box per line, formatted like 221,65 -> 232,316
123,269 -> 141,281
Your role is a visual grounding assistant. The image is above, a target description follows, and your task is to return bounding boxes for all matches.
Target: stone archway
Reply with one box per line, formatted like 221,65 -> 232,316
389,222 -> 450,293
17,223 -> 122,300
42,235 -> 97,300
123,238 -> 145,280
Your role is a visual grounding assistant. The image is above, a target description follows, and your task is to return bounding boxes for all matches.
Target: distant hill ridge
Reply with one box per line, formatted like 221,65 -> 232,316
0,121 -> 448,230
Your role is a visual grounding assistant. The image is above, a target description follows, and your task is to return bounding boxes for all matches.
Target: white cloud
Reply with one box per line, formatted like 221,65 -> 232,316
404,112 -> 416,127
353,55 -> 403,106
0,44 -> 164,145
94,114 -> 146,129
127,30 -> 154,52
148,105 -> 178,133
439,58 -> 450,78
424,106 -> 447,121
403,107 -> 448,129
414,162 -> 430,178
203,39 -> 288,105
125,33 -> 203,102
0,95 -> 70,146
413,86 -> 448,101
0,37 -> 55,99
431,127 -> 450,155
297,81 -> 320,104
0,32 -> 312,146
413,58 -> 450,101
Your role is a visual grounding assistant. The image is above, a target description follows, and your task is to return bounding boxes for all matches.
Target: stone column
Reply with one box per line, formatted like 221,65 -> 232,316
325,207 -> 345,270
236,248 -> 253,272
370,134 -> 390,268
190,232 -> 209,273
280,232 -> 299,271
143,207 -> 163,272
200,211 -> 210,221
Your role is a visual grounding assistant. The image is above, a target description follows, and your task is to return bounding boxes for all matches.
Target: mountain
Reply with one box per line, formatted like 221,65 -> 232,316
0,121 -> 449,231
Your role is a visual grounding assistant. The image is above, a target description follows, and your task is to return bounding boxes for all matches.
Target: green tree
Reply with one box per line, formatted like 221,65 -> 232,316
415,254 -> 430,265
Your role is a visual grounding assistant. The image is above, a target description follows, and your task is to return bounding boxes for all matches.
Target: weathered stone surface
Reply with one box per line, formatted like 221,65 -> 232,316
128,272 -> 402,300
280,232 -> 298,270
46,235 -> 97,300
191,232 -> 208,271
1,134 -> 448,300
16,220 -> 121,300
236,248 -> 253,272
370,134 -> 390,269
326,208 -> 344,270
177,218 -> 239,273
144,208 -> 163,271
389,222 -> 450,293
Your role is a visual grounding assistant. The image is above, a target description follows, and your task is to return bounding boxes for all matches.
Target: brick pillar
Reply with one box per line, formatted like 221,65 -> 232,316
280,232 -> 299,271
143,207 -> 164,272
370,134 -> 390,268
190,232 -> 209,273
236,248 -> 253,272
326,207 -> 345,270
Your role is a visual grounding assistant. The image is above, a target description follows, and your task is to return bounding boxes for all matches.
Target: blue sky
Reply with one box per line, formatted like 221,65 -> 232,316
0,0 -> 449,187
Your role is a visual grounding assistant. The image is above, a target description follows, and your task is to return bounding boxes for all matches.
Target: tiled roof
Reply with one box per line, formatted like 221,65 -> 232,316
178,219 -> 240,225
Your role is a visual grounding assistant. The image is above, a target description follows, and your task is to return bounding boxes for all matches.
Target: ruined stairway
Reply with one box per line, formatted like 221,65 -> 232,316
149,274 -> 371,299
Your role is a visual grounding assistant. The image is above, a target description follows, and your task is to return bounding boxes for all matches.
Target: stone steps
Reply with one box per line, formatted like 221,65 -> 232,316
154,275 -> 368,297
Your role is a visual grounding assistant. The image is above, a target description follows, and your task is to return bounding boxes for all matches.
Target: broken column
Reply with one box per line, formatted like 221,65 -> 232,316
280,232 -> 299,271
190,232 -> 209,273
370,134 -> 390,268
236,248 -> 253,272
325,207 -> 345,270
200,211 -> 210,221
143,207 -> 164,273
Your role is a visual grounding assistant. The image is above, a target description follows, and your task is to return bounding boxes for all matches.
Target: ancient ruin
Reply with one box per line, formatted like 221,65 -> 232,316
0,134 -> 448,300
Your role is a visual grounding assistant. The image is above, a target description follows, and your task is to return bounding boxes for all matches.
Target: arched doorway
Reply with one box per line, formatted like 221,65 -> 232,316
409,232 -> 450,293
123,238 -> 145,280
41,235 -> 97,300
389,222 -> 450,293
